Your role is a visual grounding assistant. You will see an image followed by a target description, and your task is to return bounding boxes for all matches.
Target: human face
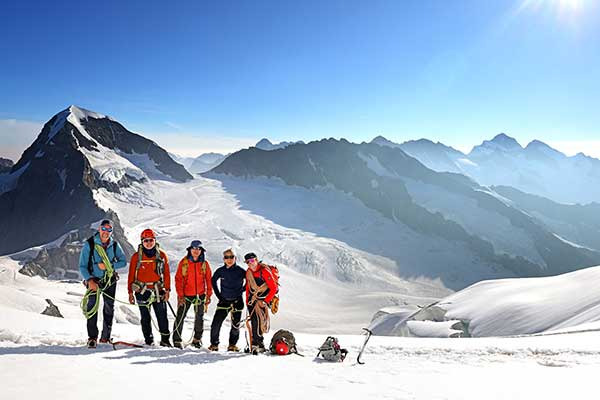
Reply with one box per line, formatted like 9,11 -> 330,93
224,253 -> 235,267
190,247 -> 202,259
245,257 -> 258,270
98,224 -> 113,243
142,238 -> 155,249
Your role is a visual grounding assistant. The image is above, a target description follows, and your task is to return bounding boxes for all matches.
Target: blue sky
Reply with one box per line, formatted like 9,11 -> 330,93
1,0 -> 600,159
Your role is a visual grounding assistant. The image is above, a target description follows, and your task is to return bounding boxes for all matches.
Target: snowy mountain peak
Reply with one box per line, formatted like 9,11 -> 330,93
256,138 -> 273,148
524,140 -> 565,159
370,135 -> 400,148
489,133 -> 522,149
469,133 -> 522,157
67,105 -> 111,121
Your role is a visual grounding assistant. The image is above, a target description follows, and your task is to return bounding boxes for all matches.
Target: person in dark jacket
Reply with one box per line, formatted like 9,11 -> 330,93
78,219 -> 127,349
208,248 -> 246,352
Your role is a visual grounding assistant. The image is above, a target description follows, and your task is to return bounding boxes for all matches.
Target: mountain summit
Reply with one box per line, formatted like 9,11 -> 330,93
0,105 -> 191,255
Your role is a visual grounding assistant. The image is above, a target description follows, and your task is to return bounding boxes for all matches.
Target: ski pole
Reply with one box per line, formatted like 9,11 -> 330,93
167,300 -> 177,318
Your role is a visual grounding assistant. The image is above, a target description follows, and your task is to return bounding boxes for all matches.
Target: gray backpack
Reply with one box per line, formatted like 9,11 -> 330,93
317,336 -> 348,362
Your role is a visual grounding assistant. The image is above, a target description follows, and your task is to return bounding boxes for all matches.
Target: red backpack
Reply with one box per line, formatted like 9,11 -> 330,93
261,264 -> 280,313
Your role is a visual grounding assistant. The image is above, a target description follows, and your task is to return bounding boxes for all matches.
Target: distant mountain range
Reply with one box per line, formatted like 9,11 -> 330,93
208,138 -> 600,289
4,107 -> 600,290
371,133 -> 600,204
170,152 -> 227,174
255,138 -> 305,151
0,105 -> 191,255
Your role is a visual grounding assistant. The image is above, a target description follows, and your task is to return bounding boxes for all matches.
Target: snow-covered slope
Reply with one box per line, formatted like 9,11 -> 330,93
370,266 -> 600,338
2,252 -> 600,400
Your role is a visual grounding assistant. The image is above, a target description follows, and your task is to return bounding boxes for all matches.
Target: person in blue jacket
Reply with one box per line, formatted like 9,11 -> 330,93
208,248 -> 246,352
79,219 -> 127,348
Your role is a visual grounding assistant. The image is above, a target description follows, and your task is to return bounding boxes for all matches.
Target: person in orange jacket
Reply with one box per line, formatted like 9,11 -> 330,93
172,240 -> 213,349
127,228 -> 172,347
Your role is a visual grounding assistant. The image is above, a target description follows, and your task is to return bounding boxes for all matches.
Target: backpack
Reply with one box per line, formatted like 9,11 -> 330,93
261,264 -> 280,313
247,263 -> 281,313
87,236 -> 117,277
269,329 -> 297,355
317,336 -> 348,362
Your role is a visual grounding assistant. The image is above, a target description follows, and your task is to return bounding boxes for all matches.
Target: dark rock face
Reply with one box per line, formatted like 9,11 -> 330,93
41,299 -> 64,318
19,211 -> 135,280
210,139 -> 600,283
0,158 -> 13,173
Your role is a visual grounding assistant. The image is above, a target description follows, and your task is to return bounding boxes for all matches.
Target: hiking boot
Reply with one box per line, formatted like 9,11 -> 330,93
87,338 -> 97,349
251,345 -> 265,355
159,340 -> 172,347
99,338 -> 110,344
173,342 -> 183,349
227,345 -> 239,352
208,344 -> 219,352
145,337 -> 154,346
191,340 -> 202,349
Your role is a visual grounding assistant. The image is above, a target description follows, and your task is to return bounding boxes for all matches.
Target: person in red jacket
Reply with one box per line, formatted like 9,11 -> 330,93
244,252 -> 277,354
127,228 -> 172,346
172,240 -> 213,349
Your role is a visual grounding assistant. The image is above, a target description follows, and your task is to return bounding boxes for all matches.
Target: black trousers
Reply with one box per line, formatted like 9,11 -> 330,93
210,297 -> 244,346
135,291 -> 170,343
86,279 -> 116,341
248,303 -> 264,347
173,294 -> 206,343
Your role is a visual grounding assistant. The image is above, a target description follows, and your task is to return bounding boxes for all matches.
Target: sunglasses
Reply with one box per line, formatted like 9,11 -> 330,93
191,246 -> 202,250
142,238 -> 155,243
101,226 -> 113,233
245,258 -> 257,264
224,255 -> 235,260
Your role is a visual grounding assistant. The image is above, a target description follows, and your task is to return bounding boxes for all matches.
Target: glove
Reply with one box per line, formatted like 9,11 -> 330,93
87,279 -> 99,292
128,293 -> 135,305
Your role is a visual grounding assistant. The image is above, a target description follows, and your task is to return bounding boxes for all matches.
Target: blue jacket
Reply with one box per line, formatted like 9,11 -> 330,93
78,233 -> 127,280
211,264 -> 246,301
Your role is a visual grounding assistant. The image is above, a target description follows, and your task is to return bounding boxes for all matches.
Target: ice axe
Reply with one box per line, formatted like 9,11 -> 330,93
357,328 -> 373,365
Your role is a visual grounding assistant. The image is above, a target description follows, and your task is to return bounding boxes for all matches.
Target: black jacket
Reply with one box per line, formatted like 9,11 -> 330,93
212,264 -> 246,301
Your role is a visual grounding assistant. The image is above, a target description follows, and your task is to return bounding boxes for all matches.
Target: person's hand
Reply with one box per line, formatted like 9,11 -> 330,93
163,291 -> 170,302
205,296 -> 211,305
129,293 -> 135,304
87,279 -> 98,291
178,297 -> 185,307
98,262 -> 106,270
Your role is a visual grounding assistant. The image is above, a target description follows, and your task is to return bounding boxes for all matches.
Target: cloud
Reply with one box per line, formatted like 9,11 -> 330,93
0,119 -> 43,161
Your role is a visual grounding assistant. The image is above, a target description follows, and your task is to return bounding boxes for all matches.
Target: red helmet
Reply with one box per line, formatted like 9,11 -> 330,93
140,229 -> 156,240
275,340 -> 289,355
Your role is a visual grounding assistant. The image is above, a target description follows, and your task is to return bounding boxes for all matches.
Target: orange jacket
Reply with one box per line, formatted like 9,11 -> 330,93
175,257 -> 213,298
127,249 -> 171,294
